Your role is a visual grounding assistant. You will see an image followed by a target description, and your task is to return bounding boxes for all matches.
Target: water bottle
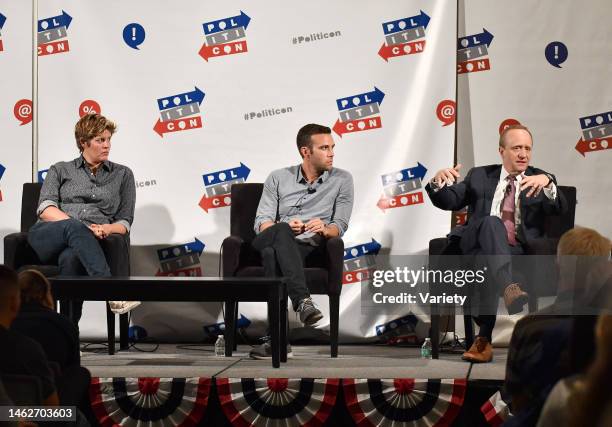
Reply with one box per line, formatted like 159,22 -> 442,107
421,338 -> 432,359
214,334 -> 225,357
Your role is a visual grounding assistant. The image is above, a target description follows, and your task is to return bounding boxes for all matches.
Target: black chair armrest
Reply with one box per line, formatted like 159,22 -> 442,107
325,237 -> 344,295
100,234 -> 130,276
3,232 -> 41,270
222,235 -> 244,277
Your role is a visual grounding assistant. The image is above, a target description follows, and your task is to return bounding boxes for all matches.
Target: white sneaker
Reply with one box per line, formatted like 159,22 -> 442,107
108,300 -> 141,314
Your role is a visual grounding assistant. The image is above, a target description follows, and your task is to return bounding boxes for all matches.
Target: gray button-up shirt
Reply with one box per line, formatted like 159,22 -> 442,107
254,165 -> 354,236
37,156 -> 136,232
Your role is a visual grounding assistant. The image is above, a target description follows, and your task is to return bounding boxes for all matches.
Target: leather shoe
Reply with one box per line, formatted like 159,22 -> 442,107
504,283 -> 528,315
462,336 -> 493,363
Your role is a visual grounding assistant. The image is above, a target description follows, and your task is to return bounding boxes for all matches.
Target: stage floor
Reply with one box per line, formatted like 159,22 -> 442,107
81,344 -> 508,379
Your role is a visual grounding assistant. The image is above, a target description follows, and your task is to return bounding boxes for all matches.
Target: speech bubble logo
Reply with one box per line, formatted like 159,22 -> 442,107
545,41 -> 568,68
123,23 -> 145,49
14,99 -> 33,125
499,118 -> 521,135
79,99 -> 101,117
436,100 -> 456,126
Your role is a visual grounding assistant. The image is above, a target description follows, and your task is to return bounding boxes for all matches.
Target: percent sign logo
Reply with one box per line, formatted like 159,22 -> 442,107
79,100 -> 101,118
14,99 -> 33,125
436,100 -> 455,126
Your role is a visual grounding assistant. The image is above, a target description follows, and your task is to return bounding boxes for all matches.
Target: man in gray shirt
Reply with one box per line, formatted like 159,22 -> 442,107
250,123 -> 354,359
28,114 -> 135,325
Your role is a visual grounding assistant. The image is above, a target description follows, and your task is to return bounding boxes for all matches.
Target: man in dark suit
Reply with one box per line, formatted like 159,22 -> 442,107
425,124 -> 567,362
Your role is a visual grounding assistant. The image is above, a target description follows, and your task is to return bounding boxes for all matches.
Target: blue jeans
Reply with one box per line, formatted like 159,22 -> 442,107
28,219 -> 111,323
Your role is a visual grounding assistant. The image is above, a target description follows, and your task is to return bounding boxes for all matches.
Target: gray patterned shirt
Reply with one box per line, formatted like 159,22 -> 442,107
254,165 -> 354,236
37,156 -> 136,232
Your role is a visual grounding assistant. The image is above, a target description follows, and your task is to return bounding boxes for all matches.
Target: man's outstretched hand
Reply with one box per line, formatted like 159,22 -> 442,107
433,164 -> 462,187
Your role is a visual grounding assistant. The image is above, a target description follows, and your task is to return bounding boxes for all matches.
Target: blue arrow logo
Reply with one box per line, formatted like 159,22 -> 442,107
157,87 -> 205,111
381,162 -> 427,185
457,28 -> 493,49
37,10 -> 72,32
186,238 -> 205,255
0,163 -> 5,181
157,238 -> 205,261
382,10 -> 430,35
0,13 -> 7,29
344,239 -> 381,261
203,162 -> 251,186
336,87 -> 385,111
203,10 -> 251,35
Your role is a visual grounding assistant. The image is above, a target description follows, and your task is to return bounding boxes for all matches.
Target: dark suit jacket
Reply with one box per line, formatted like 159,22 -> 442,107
425,165 -> 567,245
12,303 -> 80,371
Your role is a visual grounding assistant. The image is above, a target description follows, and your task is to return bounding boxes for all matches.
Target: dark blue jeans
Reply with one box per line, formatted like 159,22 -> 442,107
28,219 -> 111,323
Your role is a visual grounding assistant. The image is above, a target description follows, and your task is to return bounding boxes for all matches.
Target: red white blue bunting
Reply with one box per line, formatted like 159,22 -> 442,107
90,377 -> 211,427
480,391 -> 510,426
343,378 -> 466,426
216,378 -> 339,426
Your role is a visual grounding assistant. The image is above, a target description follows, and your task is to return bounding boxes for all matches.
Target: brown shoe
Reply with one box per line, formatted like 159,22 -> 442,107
462,336 -> 493,363
504,283 -> 529,315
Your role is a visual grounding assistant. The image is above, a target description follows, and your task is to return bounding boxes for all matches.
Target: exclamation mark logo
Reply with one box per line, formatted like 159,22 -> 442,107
545,41 -> 568,68
123,23 -> 145,50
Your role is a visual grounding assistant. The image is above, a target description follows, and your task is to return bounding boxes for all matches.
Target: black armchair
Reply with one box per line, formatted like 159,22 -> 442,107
428,185 -> 577,357
3,183 -> 130,354
222,183 -> 344,357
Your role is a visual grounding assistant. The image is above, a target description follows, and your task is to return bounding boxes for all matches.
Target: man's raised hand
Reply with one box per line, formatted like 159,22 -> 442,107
433,164 -> 462,187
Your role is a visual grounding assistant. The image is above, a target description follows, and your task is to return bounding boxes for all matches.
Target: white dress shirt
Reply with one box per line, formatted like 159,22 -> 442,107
490,167 -> 557,233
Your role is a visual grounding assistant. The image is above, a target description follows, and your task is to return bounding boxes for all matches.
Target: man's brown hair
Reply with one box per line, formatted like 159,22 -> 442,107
296,123 -> 331,158
558,227 -> 611,257
18,269 -> 52,306
74,113 -> 116,152
499,124 -> 533,147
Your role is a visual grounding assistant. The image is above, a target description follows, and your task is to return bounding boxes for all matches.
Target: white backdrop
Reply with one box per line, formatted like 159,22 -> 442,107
28,0 -> 457,341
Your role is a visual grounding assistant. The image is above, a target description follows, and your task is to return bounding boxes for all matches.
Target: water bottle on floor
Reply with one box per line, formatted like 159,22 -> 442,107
421,337 -> 432,359
215,334 -> 225,357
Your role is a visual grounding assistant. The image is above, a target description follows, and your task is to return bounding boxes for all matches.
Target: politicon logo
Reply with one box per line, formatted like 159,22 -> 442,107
333,87 -> 385,138
378,10 -> 429,61
343,239 -> 381,285
377,163 -> 427,212
0,12 -> 6,52
457,28 -> 493,74
199,163 -> 251,212
37,10 -> 72,56
156,238 -> 205,276
0,163 -> 5,202
199,11 -> 251,61
153,87 -> 205,137
576,109 -> 612,157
